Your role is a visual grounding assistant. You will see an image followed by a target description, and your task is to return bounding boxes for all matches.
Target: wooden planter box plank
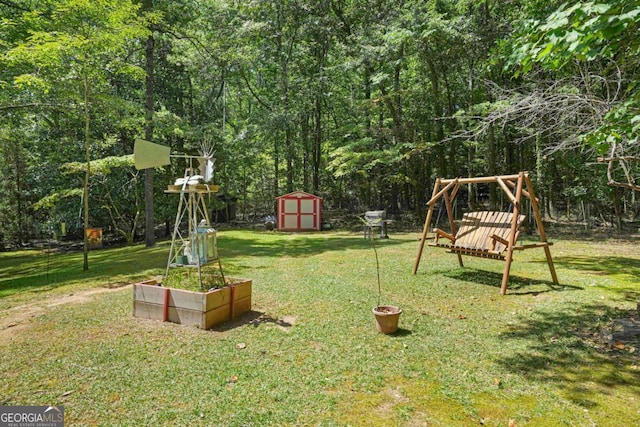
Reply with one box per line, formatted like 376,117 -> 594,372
133,300 -> 164,320
133,278 -> 251,329
133,281 -> 166,305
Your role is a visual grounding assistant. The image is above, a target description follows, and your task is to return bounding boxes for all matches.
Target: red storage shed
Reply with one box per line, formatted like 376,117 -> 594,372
276,191 -> 322,231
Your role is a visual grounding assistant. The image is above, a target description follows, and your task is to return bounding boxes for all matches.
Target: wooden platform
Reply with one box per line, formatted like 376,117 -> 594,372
165,184 -> 220,194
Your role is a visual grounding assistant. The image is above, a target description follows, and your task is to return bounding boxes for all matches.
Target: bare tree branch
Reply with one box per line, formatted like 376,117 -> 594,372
239,69 -> 273,111
447,72 -> 640,192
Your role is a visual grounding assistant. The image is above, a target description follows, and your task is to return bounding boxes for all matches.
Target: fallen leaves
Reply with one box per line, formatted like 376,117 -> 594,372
609,341 -> 636,353
226,375 -> 239,388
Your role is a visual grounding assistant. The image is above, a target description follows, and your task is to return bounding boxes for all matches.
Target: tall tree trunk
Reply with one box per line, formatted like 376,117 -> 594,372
612,187 -> 623,231
313,94 -> 321,194
144,0 -> 156,248
364,66 -> 372,130
301,112 -> 310,192
443,70 -> 458,177
283,58 -> 293,193
14,148 -> 24,244
274,0 -> 285,199
390,51 -> 403,213
312,36 -> 327,195
505,133 -> 514,173
285,125 -> 293,193
467,58 -> 478,210
488,122 -> 497,209
274,132 -> 280,199
535,134 -> 546,220
426,57 -> 446,177
83,74 -> 91,271
144,18 -> 155,247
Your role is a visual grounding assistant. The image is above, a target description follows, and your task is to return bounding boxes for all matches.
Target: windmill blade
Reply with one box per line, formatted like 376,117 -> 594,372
134,138 -> 171,170
198,156 -> 215,182
198,136 -> 216,182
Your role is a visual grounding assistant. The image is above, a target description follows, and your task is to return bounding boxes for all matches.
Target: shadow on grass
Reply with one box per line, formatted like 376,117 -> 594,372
388,327 -> 413,337
553,255 -> 640,302
553,255 -> 640,277
1,233 -> 413,298
0,244 -> 167,299
497,303 -> 640,409
218,232 -> 412,259
442,268 -> 582,294
212,310 -> 295,333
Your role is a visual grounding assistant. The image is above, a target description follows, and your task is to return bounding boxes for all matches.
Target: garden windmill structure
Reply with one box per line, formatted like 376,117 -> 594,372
133,138 -> 223,290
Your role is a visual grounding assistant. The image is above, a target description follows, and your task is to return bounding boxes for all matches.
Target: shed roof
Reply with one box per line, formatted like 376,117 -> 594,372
276,191 -> 322,200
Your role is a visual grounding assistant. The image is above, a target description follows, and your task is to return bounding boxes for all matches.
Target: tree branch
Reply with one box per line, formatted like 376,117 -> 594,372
239,69 -> 272,111
0,103 -> 62,112
0,0 -> 31,13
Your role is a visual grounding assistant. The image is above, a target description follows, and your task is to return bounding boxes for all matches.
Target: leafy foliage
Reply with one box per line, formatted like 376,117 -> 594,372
1,0 -> 639,249
506,1 -> 640,73
502,0 -> 640,191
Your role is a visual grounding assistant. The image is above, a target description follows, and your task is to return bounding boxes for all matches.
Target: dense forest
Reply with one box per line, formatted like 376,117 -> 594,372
1,0 -> 639,252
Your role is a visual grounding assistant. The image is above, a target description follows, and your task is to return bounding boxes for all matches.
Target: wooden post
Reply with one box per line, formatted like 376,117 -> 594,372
426,179 -> 458,205
229,283 -> 235,321
500,172 -> 524,295
413,180 -> 441,275
525,174 -> 559,284
163,287 -> 170,322
496,177 -> 518,206
443,183 -> 463,267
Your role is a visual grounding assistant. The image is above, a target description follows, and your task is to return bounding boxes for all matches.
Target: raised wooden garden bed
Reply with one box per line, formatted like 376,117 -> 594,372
133,277 -> 252,329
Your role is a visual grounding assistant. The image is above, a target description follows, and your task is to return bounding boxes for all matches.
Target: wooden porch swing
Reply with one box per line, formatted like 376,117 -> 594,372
412,172 -> 559,295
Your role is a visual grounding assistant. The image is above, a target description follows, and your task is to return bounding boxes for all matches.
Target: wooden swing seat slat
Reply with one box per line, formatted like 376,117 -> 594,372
427,243 -> 505,260
429,211 -> 525,258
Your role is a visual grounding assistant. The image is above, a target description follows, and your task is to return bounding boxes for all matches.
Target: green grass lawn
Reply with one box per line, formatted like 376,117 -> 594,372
1,230 -> 639,426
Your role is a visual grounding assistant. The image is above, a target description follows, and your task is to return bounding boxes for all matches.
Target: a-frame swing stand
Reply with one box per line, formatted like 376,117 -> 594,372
413,172 -> 559,295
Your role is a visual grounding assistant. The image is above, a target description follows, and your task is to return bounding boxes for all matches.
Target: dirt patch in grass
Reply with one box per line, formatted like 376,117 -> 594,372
0,285 -> 131,341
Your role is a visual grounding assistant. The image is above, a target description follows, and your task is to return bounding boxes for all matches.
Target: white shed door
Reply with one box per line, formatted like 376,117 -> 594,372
299,199 -> 315,229
283,199 -> 299,229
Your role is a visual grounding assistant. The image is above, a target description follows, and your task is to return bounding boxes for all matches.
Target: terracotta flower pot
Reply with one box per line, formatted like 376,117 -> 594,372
372,305 -> 402,334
